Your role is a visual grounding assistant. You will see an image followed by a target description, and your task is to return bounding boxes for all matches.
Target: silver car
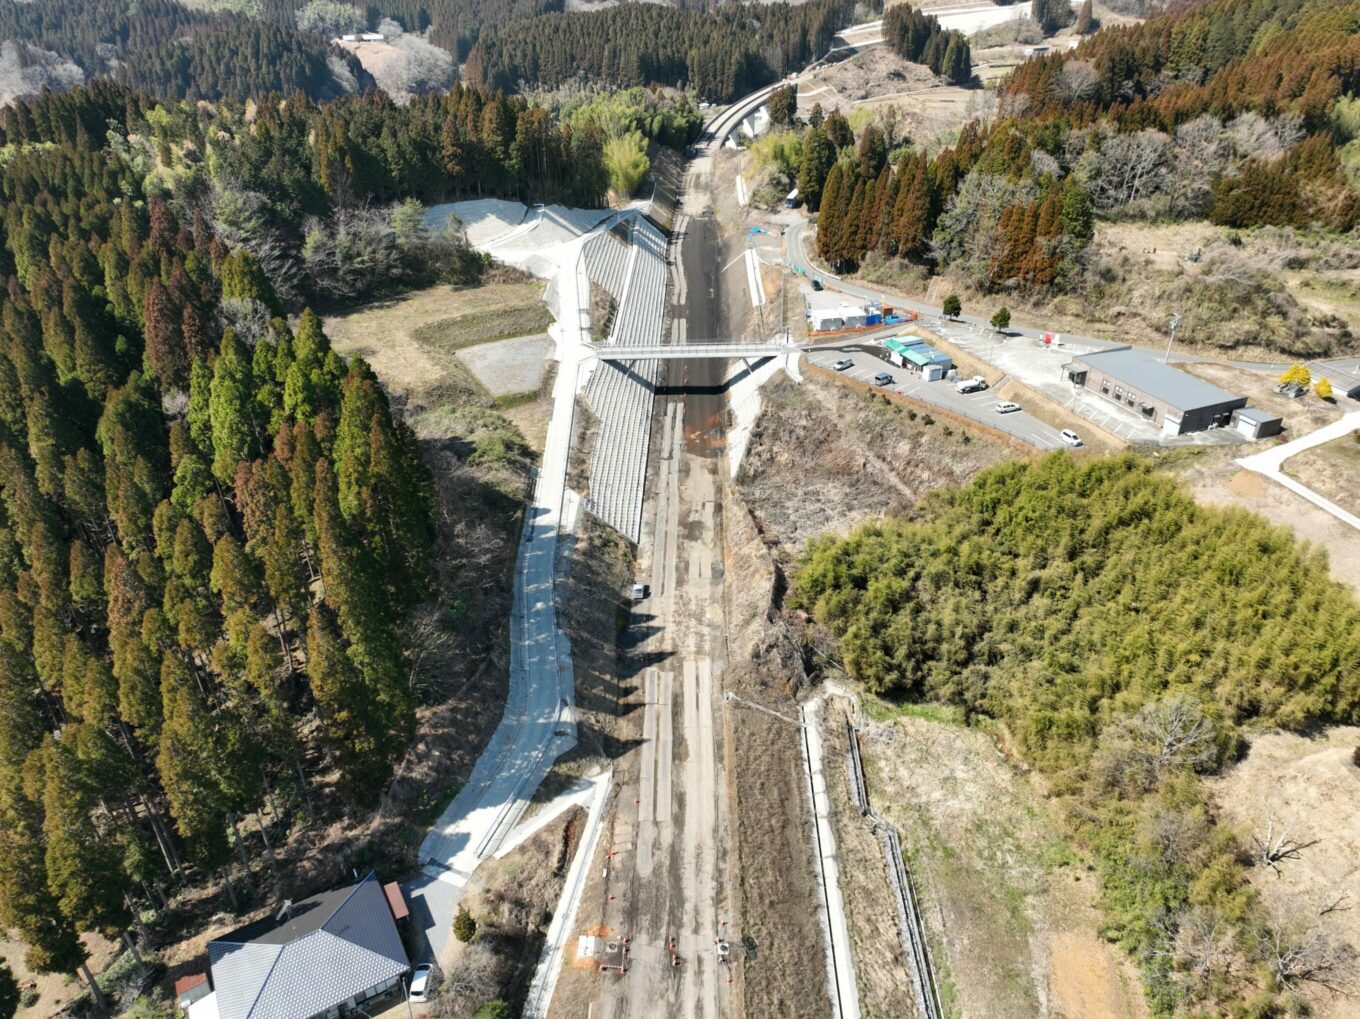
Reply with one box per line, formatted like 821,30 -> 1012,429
409,964 -> 434,1003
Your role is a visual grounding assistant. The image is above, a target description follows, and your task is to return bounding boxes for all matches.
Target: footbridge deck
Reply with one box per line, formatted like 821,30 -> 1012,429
586,341 -> 809,361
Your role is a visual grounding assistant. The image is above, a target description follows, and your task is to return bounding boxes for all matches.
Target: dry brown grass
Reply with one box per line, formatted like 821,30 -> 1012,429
737,373 -> 1008,560
442,806 -> 586,1016
861,713 -> 1148,1019
410,303 -> 553,351
1283,429 -> 1360,517
722,497 -> 833,1019
793,47 -> 976,144
326,282 -> 546,379
820,703 -> 918,1018
1206,727 -> 1360,1019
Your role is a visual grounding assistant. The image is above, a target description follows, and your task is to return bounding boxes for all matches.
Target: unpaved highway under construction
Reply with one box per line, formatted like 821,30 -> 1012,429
586,145 -> 738,1019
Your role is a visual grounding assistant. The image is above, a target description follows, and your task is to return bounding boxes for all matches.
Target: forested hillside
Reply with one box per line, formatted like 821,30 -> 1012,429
467,0 -> 852,102
0,0 -> 374,102
340,0 -> 564,61
258,0 -> 564,62
0,78 -> 606,1005
795,455 -> 1360,1014
788,0 -> 1360,347
882,3 -> 971,86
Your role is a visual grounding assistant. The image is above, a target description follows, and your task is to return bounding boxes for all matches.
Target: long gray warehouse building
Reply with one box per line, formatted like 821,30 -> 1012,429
1062,345 -> 1247,435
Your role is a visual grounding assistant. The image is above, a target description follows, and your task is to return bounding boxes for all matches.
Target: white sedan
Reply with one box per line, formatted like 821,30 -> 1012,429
409,964 -> 434,1003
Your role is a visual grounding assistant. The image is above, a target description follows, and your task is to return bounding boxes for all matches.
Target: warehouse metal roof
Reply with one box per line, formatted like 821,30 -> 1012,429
1072,346 -> 1243,411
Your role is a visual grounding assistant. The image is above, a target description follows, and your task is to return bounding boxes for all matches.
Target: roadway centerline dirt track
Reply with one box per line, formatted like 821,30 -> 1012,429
587,169 -> 734,1016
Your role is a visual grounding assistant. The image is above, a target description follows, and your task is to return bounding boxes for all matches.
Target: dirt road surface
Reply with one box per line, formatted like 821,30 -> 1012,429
567,138 -> 738,1018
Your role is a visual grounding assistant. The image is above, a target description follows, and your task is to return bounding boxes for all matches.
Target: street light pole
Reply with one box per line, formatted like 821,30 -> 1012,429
1163,313 -> 1181,364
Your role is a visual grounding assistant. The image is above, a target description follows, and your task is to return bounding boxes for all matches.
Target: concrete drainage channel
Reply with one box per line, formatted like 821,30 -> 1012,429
845,715 -> 944,1019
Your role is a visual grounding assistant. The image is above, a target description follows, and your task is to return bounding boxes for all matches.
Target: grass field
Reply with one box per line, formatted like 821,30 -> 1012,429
411,302 -> 554,351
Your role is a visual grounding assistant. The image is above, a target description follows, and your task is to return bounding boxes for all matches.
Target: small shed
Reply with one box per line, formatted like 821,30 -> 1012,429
1230,406 -> 1283,440
896,342 -> 953,377
175,973 -> 211,1010
382,881 -> 409,924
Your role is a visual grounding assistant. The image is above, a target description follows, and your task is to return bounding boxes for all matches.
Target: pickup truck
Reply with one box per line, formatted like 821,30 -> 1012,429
955,375 -> 988,394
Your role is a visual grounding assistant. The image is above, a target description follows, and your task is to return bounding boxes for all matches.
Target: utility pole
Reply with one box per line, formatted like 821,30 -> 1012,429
1163,313 -> 1181,364
723,691 -> 806,729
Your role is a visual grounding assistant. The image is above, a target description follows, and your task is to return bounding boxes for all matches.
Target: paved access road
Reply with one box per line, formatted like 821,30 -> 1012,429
1237,410 -> 1360,532
402,237 -> 587,968
804,344 -> 1070,450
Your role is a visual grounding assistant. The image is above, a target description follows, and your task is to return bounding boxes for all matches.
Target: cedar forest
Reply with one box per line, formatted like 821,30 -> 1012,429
0,78 -> 615,1005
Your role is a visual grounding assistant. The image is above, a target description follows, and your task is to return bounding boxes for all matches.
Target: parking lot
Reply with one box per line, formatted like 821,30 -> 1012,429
890,316 -> 1244,447
805,343 -> 1072,451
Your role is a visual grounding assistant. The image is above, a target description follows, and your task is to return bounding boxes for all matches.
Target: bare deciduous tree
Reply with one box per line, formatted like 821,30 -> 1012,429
209,180 -> 306,301
161,390 -> 189,419
1091,694 -> 1218,793
1030,149 -> 1062,180
1142,801 -> 1212,868
1226,112 -> 1303,164
930,171 -> 1038,285
1053,60 -> 1100,104
1166,115 -> 1227,218
0,39 -> 84,107
432,940 -> 510,1018
1135,695 -> 1218,772
1088,128 -> 1170,210
403,603 -> 456,698
295,1 -> 366,37
1150,906 -> 1238,988
1256,921 -> 1355,993
219,297 -> 274,348
1251,805 -> 1320,874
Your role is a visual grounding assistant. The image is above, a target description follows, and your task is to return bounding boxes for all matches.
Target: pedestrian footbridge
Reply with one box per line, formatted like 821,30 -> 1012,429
585,341 -> 807,362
